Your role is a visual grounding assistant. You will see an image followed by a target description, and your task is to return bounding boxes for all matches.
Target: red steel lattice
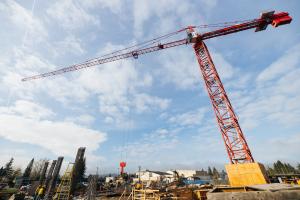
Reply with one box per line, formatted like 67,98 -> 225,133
194,41 -> 254,164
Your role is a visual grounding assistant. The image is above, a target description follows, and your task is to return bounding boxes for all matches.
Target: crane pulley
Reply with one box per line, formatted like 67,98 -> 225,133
21,11 -> 292,164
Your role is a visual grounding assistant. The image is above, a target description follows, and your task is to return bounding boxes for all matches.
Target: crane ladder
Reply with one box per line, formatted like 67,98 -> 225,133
55,163 -> 74,200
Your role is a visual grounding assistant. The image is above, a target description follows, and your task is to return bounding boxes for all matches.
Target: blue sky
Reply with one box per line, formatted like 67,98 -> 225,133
0,0 -> 299,174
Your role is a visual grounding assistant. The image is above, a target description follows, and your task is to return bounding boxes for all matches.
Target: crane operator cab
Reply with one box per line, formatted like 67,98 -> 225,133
186,26 -> 198,43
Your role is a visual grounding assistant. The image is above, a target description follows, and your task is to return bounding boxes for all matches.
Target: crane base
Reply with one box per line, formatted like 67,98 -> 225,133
225,162 -> 269,186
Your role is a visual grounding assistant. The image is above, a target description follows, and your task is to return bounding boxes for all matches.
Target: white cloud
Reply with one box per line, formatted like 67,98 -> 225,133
1,38 -> 169,130
46,0 -> 100,30
115,128 -> 179,161
12,48 -> 55,73
65,114 -> 95,126
256,43 -> 300,83
0,47 -> 90,103
54,35 -> 86,56
77,60 -> 138,96
168,108 -> 207,127
77,60 -> 136,125
0,0 -> 47,44
133,0 -> 153,37
199,0 -> 218,10
0,102 -> 106,157
7,100 -> 54,120
0,48 -> 54,100
230,43 -> 300,130
132,0 -> 204,37
134,93 -> 170,113
42,77 -> 90,104
96,42 -> 127,57
254,132 -> 300,164
80,0 -> 123,14
1,70 -> 90,104
76,44 -> 169,127
158,47 -> 236,90
158,47 -> 201,89
210,51 -> 235,80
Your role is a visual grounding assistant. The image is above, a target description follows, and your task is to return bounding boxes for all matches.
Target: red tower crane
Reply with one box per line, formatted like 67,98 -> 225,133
22,11 -> 292,165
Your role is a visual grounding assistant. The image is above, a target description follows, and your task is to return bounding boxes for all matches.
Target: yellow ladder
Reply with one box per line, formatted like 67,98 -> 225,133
55,163 -> 74,200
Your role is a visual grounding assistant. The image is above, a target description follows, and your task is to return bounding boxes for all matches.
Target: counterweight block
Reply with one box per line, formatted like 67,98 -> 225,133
225,162 -> 270,186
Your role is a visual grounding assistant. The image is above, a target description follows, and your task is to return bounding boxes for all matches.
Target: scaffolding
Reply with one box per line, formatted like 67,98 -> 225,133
85,175 -> 98,200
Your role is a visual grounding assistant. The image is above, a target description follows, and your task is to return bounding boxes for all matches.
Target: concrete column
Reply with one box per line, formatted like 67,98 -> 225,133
45,157 -> 64,199
39,161 -> 49,185
44,160 -> 56,189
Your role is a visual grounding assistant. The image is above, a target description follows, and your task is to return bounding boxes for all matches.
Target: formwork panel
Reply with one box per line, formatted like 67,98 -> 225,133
225,162 -> 269,186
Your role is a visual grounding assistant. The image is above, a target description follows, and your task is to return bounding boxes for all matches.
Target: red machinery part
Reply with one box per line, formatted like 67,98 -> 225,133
271,12 -> 292,27
120,161 -> 126,174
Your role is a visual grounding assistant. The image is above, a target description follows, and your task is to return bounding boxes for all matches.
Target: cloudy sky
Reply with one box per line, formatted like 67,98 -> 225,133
0,0 -> 299,174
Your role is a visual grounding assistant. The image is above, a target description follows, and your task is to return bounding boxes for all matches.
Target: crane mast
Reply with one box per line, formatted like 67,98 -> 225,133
22,11 -> 292,165
194,41 -> 253,163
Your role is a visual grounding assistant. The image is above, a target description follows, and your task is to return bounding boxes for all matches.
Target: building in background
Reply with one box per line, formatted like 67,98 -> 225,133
135,170 -> 173,183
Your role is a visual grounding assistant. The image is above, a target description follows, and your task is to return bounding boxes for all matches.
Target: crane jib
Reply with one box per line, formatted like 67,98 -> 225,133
21,39 -> 188,81
21,11 -> 292,82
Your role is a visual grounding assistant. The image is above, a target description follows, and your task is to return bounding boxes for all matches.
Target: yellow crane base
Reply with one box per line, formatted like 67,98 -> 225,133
225,162 -> 269,187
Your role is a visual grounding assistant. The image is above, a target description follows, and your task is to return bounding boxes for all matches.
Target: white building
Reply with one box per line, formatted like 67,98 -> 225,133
105,176 -> 115,183
167,170 -> 196,178
135,170 -> 173,183
134,169 -> 212,184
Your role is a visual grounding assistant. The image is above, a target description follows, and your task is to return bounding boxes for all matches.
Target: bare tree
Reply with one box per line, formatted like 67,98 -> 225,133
30,159 -> 49,181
